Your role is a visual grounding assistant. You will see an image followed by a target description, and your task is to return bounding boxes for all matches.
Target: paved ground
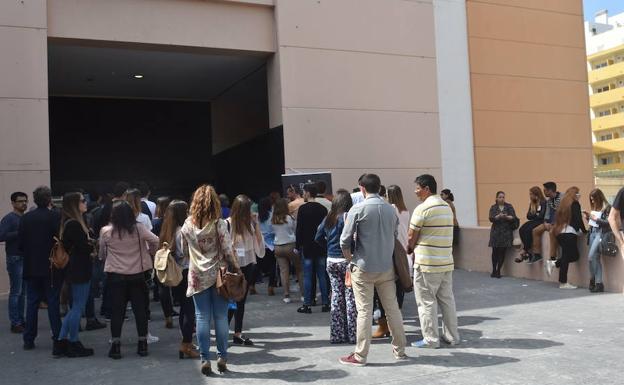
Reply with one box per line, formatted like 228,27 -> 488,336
1,270 -> 623,385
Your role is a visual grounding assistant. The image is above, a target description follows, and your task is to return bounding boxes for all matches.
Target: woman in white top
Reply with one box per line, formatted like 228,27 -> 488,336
272,198 -> 303,303
125,188 -> 153,231
226,195 -> 265,346
372,185 -> 410,339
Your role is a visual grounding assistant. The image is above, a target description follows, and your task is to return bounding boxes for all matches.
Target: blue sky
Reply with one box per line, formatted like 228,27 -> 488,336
584,0 -> 624,21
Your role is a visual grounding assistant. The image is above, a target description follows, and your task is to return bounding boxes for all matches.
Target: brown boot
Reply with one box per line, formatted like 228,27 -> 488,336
179,342 -> 200,359
372,317 -> 390,338
268,286 -> 275,296
165,316 -> 173,329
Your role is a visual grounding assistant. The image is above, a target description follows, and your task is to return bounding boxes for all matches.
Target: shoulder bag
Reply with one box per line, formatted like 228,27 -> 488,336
393,238 -> 413,293
600,231 -> 619,257
215,220 -> 247,301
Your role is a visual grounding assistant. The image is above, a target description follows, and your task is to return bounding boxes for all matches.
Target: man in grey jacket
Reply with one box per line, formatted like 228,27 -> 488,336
338,174 -> 407,366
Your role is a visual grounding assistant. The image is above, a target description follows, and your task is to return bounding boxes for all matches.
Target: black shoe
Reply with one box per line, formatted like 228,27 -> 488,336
312,299 -> 318,306
137,340 -> 148,357
233,335 -> 254,346
495,272 -> 502,279
52,339 -> 68,358
108,341 -> 121,359
490,272 -> 496,278
528,254 -> 542,264
591,283 -> 604,293
589,279 -> 596,292
321,304 -> 330,312
23,341 -> 35,350
10,324 -> 24,333
171,310 -> 180,318
85,319 -> 107,331
297,305 -> 312,314
66,341 -> 94,358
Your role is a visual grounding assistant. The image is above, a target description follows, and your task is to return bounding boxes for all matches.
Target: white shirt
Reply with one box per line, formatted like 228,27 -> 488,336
136,213 -> 153,231
273,216 -> 296,245
351,191 -> 365,205
316,197 -> 332,212
142,198 -> 156,218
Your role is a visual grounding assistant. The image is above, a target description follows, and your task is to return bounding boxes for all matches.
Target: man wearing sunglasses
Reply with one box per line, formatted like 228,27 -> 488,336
0,192 -> 29,333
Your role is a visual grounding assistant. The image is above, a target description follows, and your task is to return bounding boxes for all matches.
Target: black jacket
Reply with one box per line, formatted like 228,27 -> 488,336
526,200 -> 546,222
18,207 -> 62,280
62,219 -> 94,284
296,202 -> 328,258
570,201 -> 587,234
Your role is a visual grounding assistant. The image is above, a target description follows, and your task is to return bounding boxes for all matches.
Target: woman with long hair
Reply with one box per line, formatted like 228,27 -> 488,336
125,188 -> 153,231
57,192 -> 95,357
159,200 -> 198,358
182,185 -> 238,375
99,201 -> 160,359
583,188 -> 610,293
273,198 -> 303,304
226,195 -> 265,346
372,185 -> 409,338
546,187 -> 587,288
315,189 -> 356,344
440,189 -> 460,245
151,196 -> 174,319
516,186 -> 547,263
488,191 -> 518,278
257,197 -> 277,296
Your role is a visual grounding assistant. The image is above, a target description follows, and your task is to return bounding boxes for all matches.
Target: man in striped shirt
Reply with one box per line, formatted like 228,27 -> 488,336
407,174 -> 460,349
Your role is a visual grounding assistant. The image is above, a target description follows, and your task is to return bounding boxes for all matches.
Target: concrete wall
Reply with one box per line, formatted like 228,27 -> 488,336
47,0 -> 276,53
0,0 -> 52,295
466,0 -> 594,225
454,227 -> 624,293
274,0 -> 440,210
211,67 -> 270,154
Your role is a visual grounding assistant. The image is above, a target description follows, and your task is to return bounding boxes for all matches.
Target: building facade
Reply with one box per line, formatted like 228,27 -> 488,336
586,9 -> 624,200
0,0 -> 592,258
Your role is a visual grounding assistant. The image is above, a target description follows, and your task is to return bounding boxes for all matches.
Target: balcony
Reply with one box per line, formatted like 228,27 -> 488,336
589,87 -> 624,109
588,61 -> 624,84
593,137 -> 624,155
592,113 -> 624,131
595,162 -> 624,172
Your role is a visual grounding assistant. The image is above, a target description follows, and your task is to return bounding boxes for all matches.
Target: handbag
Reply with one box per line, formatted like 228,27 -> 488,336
154,242 -> 183,287
393,239 -> 413,293
600,231 -> 619,257
215,220 -> 247,301
50,236 -> 70,269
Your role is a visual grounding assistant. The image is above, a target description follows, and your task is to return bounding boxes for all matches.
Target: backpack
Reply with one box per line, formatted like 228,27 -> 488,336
154,242 -> 183,287
49,236 -> 69,269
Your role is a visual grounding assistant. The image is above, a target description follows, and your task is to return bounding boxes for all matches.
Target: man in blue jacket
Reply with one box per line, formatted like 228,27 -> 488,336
18,186 -> 63,355
0,192 -> 28,333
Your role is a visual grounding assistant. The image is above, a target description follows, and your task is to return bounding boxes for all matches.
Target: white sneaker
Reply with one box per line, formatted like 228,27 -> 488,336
282,296 -> 292,304
147,332 -> 159,344
559,283 -> 577,290
545,260 -> 554,276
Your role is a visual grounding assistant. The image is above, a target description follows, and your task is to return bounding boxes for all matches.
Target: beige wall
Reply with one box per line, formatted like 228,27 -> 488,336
47,0 -> 276,53
466,0 -> 594,225
211,67 -> 270,154
274,0 -> 439,210
0,0 -> 51,294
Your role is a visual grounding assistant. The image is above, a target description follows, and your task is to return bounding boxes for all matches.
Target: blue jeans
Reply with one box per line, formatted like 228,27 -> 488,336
303,257 -> 329,306
6,255 -> 25,326
588,230 -> 603,284
193,287 -> 229,361
24,277 -> 62,344
59,282 -> 90,342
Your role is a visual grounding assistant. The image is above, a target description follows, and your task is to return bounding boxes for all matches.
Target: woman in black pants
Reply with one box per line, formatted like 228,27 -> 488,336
488,191 -> 518,278
226,195 -> 265,346
158,200 -> 198,358
98,201 -> 160,359
546,187 -> 587,289
516,186 -> 546,263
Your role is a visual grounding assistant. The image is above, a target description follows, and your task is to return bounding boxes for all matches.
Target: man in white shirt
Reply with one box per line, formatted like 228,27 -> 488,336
137,182 -> 156,218
350,174 -> 366,206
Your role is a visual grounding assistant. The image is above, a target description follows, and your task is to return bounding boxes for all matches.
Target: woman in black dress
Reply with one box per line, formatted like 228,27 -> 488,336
488,191 -> 518,278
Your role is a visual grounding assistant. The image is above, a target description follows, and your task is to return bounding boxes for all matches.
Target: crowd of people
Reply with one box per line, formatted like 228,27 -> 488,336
487,181 -> 624,292
8,172 -> 622,374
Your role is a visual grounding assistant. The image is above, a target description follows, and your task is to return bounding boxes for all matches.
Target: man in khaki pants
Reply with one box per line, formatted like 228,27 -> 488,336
407,174 -> 460,349
338,174 -> 407,366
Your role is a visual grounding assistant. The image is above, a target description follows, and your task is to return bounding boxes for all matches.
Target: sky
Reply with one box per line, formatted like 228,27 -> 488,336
584,0 -> 624,21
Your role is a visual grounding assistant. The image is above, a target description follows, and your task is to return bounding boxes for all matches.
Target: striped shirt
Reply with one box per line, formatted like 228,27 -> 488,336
410,195 -> 454,273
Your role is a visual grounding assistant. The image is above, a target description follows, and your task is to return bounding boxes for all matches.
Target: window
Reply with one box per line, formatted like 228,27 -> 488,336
599,110 -> 612,117
596,85 -> 610,93
600,133 -> 613,141
601,157 -> 614,165
595,61 -> 608,69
